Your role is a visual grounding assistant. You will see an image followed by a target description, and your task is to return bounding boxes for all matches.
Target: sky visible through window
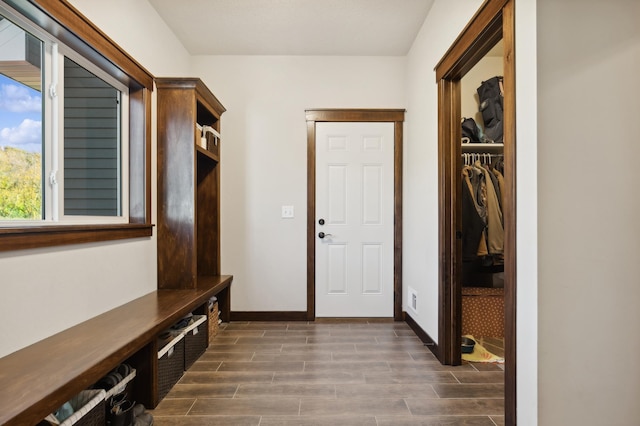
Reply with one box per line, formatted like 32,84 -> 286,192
0,73 -> 42,220
0,73 -> 42,153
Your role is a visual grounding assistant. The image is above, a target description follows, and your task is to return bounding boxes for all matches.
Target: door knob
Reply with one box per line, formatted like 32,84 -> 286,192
318,232 -> 333,239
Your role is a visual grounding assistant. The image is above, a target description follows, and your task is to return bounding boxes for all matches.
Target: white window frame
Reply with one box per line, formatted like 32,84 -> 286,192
54,45 -> 130,224
1,4 -> 130,226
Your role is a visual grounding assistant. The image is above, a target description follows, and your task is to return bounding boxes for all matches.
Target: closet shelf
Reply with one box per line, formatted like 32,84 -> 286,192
462,143 -> 504,153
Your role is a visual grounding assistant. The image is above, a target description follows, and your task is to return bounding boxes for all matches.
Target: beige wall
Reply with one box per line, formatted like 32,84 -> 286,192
461,54 -> 503,130
404,0 -> 484,344
190,55 -> 406,311
537,0 -> 640,423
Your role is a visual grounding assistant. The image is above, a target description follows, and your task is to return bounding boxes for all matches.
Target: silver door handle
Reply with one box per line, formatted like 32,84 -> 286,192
318,232 -> 333,239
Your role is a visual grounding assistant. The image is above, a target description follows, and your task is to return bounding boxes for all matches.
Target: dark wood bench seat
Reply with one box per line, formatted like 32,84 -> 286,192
0,275 -> 232,426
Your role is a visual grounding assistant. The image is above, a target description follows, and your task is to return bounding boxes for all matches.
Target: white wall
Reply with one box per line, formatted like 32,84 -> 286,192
515,0 -> 538,424
461,55 -> 503,128
537,0 -> 640,424
0,0 -> 190,358
404,0 -> 483,343
190,55 -> 405,311
68,0 -> 191,77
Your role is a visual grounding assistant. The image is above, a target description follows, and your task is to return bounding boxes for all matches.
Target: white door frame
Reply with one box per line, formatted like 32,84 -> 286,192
306,109 -> 405,320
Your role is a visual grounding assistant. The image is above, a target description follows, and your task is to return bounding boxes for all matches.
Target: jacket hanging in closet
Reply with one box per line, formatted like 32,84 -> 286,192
462,168 -> 486,261
462,165 -> 488,259
461,161 -> 504,262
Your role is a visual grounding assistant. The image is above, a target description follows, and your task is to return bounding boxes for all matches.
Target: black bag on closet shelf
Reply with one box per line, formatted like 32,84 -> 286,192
477,76 -> 504,143
461,117 -> 481,143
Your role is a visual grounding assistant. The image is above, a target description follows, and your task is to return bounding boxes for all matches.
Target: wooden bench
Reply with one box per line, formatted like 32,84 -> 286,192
0,275 -> 232,426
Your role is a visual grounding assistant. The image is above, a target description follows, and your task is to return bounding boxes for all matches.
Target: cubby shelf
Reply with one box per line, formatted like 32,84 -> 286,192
196,144 -> 219,163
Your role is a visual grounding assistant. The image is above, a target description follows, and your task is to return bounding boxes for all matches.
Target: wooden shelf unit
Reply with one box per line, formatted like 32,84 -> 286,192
156,78 -> 226,290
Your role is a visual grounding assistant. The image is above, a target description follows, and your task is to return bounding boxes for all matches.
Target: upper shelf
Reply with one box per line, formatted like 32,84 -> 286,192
462,143 -> 504,153
196,145 -> 219,163
195,123 -> 221,160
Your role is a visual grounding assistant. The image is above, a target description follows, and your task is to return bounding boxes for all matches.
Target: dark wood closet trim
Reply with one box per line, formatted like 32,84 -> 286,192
0,0 -> 154,252
434,0 -> 516,424
502,4 -> 517,425
305,109 -> 405,321
434,0 -> 508,82
436,77 -> 460,366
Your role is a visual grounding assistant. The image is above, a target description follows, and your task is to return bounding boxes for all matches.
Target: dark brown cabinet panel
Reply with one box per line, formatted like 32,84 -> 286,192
156,78 -> 226,290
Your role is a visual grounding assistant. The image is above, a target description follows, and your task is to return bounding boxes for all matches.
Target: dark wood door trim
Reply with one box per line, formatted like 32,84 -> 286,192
435,0 -> 509,82
305,109 -> 405,321
434,0 -> 516,424
437,77 -> 462,365
502,3 -> 517,425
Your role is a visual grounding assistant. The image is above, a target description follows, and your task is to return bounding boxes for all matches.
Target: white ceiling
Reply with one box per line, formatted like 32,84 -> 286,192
147,0 -> 435,56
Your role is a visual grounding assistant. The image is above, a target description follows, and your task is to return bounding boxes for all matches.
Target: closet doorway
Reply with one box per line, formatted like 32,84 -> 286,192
435,0 -> 516,424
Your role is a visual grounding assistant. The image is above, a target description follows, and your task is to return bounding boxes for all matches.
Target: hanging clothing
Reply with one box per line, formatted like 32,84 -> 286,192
462,165 -> 488,257
476,160 -> 503,256
462,164 -> 487,222
487,165 -> 502,212
492,168 -> 505,209
461,176 -> 486,261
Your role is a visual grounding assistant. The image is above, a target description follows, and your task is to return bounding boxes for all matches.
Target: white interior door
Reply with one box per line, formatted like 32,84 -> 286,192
315,122 -> 394,317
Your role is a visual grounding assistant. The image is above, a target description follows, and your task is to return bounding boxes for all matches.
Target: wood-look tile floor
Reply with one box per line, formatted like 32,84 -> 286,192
150,321 -> 505,426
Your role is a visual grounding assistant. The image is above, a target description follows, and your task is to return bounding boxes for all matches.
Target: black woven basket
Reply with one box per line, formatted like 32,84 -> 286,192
59,389 -> 106,426
157,337 -> 185,401
184,315 -> 208,370
73,402 -> 104,426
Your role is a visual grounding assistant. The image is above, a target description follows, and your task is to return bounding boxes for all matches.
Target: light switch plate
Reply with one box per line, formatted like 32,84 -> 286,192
282,205 -> 294,218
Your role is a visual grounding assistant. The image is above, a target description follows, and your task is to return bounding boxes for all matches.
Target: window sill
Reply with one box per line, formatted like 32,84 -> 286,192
0,223 -> 154,252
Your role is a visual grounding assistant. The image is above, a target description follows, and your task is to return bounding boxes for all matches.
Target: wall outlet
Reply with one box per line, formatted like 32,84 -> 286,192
281,205 -> 294,218
408,287 -> 418,313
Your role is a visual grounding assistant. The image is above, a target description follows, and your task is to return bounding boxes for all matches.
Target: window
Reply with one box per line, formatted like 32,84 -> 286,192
62,56 -> 128,219
0,1 -> 153,251
0,13 -> 129,223
0,17 -> 42,220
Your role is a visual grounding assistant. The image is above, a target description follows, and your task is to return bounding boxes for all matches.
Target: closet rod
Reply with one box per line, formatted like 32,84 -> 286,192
462,153 -> 504,166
